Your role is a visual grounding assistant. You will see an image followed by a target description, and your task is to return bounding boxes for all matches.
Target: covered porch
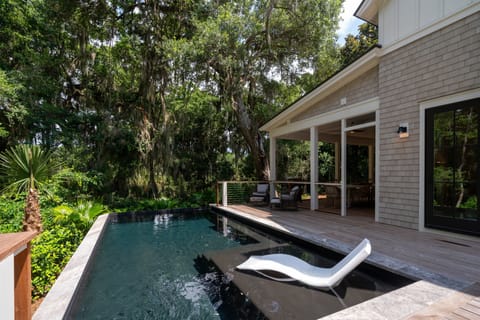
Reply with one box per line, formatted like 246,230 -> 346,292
266,99 -> 378,219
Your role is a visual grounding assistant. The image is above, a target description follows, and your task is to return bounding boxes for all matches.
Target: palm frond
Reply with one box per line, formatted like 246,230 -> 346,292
0,144 -> 62,195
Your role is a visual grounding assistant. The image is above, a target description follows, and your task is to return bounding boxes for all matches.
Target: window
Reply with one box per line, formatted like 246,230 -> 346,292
425,98 -> 480,235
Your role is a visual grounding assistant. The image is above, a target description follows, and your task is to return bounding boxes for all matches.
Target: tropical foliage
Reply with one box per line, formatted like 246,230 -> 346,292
0,0 -> 363,198
0,145 -> 58,194
0,144 -> 61,231
0,0 -> 378,301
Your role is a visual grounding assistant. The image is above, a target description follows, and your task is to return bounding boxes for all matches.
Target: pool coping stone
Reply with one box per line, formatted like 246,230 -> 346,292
33,214 -> 110,320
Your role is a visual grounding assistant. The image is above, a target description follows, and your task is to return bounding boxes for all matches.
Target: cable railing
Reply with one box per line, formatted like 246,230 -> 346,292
215,180 -> 373,211
215,180 -> 312,207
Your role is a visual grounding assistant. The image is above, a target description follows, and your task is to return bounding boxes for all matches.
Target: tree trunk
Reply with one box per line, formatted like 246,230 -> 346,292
148,153 -> 159,199
23,188 -> 42,233
232,93 -> 270,180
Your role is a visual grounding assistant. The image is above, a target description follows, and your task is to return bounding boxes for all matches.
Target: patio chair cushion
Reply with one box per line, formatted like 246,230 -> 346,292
250,196 -> 266,203
256,184 -> 269,193
281,186 -> 299,200
270,197 -> 281,204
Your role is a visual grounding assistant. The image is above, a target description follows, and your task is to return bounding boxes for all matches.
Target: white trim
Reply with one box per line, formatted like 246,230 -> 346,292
222,182 -> 228,206
375,109 -> 380,222
14,244 -> 27,256
419,88 -> 480,232
381,2 -> 480,55
346,121 -> 377,132
260,49 -> 381,132
269,137 -> 277,200
419,104 -> 426,231
355,0 -> 381,25
420,88 -> 480,109
270,97 -> 379,138
310,127 -> 319,211
341,119 -> 347,217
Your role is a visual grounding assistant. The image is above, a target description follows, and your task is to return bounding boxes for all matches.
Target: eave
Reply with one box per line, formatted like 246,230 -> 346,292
354,0 -> 381,26
260,47 -> 381,132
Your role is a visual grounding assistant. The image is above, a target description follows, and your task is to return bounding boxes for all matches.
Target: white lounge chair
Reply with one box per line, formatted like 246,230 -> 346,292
236,239 -> 371,307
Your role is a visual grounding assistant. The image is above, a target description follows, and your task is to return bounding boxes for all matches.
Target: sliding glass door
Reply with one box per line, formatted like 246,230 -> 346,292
425,98 -> 480,236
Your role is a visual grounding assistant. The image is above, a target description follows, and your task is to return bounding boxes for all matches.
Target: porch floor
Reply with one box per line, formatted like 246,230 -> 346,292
211,204 -> 480,319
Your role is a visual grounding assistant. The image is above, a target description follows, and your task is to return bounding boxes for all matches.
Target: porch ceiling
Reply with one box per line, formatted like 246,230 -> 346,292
277,122 -> 375,146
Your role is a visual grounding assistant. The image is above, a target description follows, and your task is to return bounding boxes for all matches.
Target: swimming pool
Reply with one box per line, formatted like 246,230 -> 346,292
67,210 -> 412,319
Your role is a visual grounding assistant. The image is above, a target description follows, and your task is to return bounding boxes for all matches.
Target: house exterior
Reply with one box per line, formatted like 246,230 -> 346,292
260,0 -> 480,236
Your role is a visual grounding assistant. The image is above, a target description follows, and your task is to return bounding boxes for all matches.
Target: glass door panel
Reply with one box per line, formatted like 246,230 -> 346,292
425,99 -> 480,235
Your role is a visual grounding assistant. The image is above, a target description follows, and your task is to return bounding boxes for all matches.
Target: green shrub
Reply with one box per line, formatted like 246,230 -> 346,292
30,200 -> 107,299
31,225 -> 85,298
0,196 -> 24,233
2,191 -> 214,302
109,190 -> 214,212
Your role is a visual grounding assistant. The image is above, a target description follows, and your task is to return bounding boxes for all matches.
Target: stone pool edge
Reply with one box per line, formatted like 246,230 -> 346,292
33,213 -> 110,320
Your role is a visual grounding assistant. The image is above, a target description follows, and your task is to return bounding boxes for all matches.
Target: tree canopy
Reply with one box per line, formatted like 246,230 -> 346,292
0,0 -> 376,200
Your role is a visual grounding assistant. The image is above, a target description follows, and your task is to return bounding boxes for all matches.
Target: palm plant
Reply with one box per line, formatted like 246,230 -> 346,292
0,145 -> 60,233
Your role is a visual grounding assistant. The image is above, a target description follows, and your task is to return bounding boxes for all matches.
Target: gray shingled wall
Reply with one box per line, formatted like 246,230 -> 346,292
292,66 -> 379,123
378,11 -> 480,229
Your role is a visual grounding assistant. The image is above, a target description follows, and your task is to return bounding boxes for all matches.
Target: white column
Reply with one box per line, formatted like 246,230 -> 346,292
222,181 -> 228,206
310,127 -> 318,211
335,143 -> 340,182
341,119 -> 347,217
269,136 -> 277,200
375,109 -> 380,222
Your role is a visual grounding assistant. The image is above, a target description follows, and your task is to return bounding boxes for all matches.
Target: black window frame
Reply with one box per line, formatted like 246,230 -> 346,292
425,98 -> 480,236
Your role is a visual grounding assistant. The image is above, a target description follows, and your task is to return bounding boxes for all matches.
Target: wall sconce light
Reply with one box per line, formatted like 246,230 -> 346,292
397,123 -> 409,138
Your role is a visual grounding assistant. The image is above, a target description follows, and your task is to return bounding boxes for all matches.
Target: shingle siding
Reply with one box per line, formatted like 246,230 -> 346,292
292,66 -> 379,122
378,10 -> 480,229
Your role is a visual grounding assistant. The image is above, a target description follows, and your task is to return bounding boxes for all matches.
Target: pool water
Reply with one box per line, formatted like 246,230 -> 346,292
70,211 -> 412,319
70,212 -> 261,319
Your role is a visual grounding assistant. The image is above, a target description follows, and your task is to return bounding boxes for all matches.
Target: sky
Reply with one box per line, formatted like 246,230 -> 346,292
336,0 -> 364,45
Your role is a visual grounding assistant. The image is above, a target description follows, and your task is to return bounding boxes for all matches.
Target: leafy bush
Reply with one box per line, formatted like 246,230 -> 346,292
1,190 -> 213,302
31,225 -> 85,298
45,169 -> 104,203
109,190 -> 214,212
187,190 -> 215,207
460,195 -> 477,209
30,200 -> 107,299
0,196 -> 24,233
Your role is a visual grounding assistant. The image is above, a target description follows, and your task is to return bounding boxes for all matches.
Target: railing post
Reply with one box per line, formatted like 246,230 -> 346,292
0,232 -> 36,320
14,243 -> 32,320
222,181 -> 228,206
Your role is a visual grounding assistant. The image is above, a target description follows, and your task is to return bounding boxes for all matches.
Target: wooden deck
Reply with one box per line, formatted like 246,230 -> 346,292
212,204 -> 480,319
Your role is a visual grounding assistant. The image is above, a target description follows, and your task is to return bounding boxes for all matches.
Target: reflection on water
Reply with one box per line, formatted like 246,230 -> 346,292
70,212 -> 252,319
153,213 -> 173,229
69,211 -> 411,320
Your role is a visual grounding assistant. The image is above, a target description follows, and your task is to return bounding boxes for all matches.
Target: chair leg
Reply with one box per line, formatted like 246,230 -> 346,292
329,286 -> 347,308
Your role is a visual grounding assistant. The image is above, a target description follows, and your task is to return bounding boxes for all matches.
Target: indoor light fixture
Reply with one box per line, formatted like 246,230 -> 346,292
397,123 -> 409,138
